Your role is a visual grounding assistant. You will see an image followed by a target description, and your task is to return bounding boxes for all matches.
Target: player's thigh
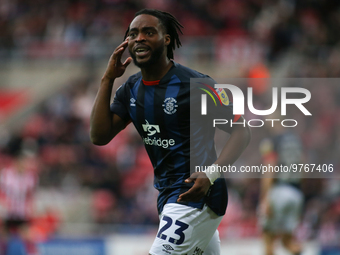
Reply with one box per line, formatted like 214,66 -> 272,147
149,203 -> 222,255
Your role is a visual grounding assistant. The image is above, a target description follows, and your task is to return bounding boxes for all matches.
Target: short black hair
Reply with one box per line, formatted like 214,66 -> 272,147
124,9 -> 183,60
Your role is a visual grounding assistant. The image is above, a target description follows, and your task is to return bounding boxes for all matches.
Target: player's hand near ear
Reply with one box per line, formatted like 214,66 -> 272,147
104,38 -> 132,81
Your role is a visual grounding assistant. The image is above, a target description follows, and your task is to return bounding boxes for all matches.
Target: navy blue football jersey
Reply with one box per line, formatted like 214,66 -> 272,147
110,61 -> 236,216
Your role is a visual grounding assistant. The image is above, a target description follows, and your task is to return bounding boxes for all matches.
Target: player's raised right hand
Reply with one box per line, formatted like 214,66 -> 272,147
103,39 -> 132,80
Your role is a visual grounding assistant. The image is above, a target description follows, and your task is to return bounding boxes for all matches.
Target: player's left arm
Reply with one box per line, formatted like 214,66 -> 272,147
178,116 -> 251,202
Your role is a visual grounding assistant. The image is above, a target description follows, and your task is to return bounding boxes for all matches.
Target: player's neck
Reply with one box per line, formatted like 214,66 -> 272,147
141,58 -> 173,82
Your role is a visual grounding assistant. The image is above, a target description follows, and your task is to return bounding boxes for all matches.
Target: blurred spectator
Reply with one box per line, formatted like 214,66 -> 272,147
0,152 -> 39,255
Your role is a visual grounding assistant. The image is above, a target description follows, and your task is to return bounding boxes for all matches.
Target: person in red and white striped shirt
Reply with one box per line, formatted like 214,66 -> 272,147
0,153 -> 38,232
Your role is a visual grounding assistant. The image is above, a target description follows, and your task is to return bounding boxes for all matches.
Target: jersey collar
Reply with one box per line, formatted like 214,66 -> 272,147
142,61 -> 177,86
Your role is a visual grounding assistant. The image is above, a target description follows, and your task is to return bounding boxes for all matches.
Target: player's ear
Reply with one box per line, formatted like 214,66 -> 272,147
165,34 -> 170,46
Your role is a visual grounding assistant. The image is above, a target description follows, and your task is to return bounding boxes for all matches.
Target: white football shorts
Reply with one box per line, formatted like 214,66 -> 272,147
149,203 -> 223,255
260,183 -> 303,233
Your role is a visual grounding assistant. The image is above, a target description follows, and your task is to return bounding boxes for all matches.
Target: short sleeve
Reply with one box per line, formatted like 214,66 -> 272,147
110,84 -> 131,122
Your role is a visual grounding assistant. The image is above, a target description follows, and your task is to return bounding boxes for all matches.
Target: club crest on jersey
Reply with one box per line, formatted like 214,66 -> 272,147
162,97 -> 178,115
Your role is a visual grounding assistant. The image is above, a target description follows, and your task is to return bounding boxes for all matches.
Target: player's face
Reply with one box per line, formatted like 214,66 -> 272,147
127,14 -> 170,68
